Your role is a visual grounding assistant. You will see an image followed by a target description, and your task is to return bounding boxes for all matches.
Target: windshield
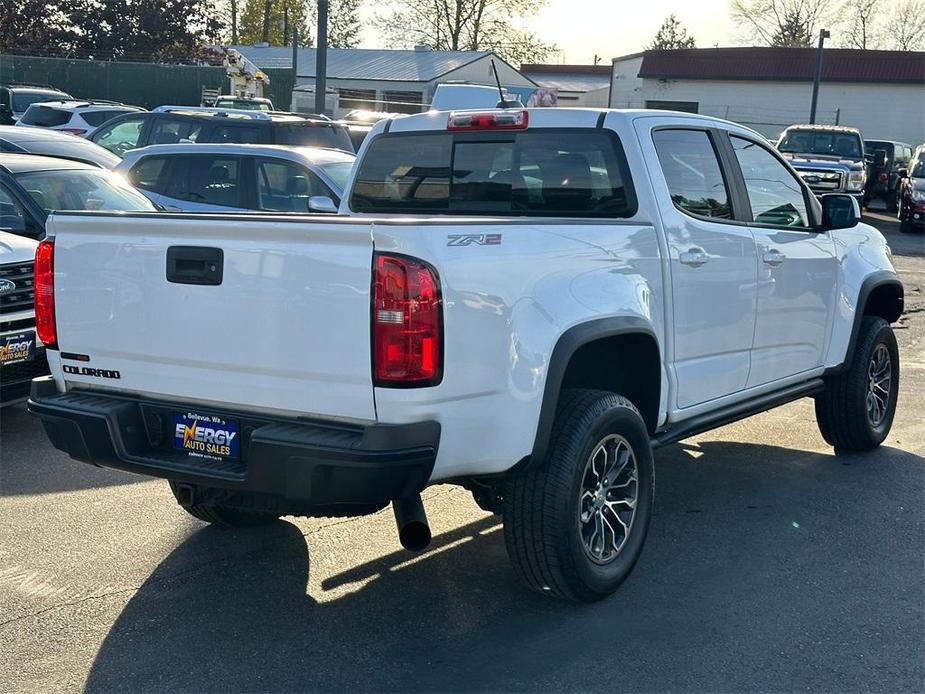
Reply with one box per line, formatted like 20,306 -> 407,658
216,99 -> 271,112
912,152 -> 925,178
12,90 -> 70,113
317,161 -> 353,194
14,169 -> 156,214
274,123 -> 354,152
778,130 -> 863,159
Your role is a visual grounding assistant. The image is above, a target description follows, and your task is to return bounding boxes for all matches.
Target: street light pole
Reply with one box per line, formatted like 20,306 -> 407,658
809,29 -> 830,124
315,0 -> 328,116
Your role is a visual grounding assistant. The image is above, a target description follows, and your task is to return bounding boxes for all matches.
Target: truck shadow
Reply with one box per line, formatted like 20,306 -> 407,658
0,404 -> 145,495
83,440 -> 924,693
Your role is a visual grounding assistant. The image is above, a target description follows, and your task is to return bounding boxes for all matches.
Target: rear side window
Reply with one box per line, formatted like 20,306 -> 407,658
351,130 -> 634,217
127,156 -> 169,191
163,155 -> 242,208
81,110 -> 125,128
210,124 -> 263,143
273,123 -> 354,152
653,129 -> 731,219
20,105 -> 71,127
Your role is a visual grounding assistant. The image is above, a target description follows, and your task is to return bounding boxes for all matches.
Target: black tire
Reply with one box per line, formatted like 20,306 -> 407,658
168,481 -> 282,528
503,389 -> 654,602
899,215 -> 913,234
815,317 -> 899,453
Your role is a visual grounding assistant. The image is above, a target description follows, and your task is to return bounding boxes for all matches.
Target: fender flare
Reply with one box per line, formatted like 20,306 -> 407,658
528,316 -> 660,467
831,271 -> 904,374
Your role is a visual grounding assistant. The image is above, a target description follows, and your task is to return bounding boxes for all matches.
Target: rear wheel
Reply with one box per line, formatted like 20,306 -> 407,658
168,481 -> 282,527
886,188 -> 899,213
815,317 -> 899,452
503,389 -> 654,602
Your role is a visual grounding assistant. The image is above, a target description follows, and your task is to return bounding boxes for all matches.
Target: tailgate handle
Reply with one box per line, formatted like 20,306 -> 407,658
166,246 -> 224,286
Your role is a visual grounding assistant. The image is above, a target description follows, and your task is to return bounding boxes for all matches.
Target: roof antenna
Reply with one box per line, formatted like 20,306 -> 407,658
491,59 -> 523,109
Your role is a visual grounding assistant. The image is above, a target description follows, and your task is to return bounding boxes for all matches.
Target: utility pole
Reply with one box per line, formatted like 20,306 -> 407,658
291,27 -> 299,111
315,0 -> 328,116
809,29 -> 830,124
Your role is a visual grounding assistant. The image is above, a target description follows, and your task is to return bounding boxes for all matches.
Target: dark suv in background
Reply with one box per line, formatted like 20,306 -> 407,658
89,106 -> 354,157
864,139 -> 914,211
0,84 -> 73,125
898,145 -> 925,234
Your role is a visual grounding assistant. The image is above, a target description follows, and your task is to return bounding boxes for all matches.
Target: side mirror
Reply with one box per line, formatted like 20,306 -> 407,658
820,194 -> 860,231
897,168 -> 908,179
308,195 -> 338,214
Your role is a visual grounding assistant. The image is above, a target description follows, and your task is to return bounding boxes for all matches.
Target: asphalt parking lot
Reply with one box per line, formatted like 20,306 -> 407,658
1,215 -> 922,693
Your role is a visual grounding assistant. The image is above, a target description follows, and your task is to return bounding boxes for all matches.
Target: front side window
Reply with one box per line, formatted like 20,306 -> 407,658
14,169 -> 155,214
150,118 -> 202,145
93,117 -> 145,156
163,155 -> 242,208
653,129 -> 731,220
127,156 -> 169,191
256,158 -> 333,211
351,130 -> 634,217
0,184 -> 32,236
731,136 -> 810,228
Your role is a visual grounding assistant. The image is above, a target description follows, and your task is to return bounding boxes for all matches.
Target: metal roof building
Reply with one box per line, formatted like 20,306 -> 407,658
610,47 -> 925,144
233,45 -> 537,115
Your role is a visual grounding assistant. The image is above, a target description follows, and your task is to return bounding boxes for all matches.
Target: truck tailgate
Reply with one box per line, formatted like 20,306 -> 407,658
47,213 -> 377,422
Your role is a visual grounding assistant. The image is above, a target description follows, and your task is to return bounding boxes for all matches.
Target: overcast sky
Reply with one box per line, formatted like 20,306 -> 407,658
359,1 -> 740,64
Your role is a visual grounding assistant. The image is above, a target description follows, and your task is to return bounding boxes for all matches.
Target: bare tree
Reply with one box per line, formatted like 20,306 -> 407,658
376,0 -> 556,64
841,0 -> 881,49
731,0 -> 833,47
884,0 -> 925,49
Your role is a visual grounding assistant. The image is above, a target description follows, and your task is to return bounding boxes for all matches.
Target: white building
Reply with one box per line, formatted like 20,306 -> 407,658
610,47 -> 925,145
234,45 -> 537,117
519,64 -> 611,107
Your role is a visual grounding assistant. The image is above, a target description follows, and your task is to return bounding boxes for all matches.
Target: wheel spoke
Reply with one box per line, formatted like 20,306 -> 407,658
577,434 -> 639,565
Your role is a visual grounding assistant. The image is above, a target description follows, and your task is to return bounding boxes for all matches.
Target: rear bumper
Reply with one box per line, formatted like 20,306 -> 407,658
27,377 -> 439,511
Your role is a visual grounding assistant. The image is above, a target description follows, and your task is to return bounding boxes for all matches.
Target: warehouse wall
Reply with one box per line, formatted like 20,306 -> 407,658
610,59 -> 925,144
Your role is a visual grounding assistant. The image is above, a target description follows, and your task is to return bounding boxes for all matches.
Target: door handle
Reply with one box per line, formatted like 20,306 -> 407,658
763,249 -> 786,267
166,246 -> 224,286
679,247 -> 709,267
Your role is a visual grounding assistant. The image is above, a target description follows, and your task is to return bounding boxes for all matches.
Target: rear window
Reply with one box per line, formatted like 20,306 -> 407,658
20,105 -> 71,127
274,123 -> 354,152
350,130 -> 635,217
12,90 -> 70,113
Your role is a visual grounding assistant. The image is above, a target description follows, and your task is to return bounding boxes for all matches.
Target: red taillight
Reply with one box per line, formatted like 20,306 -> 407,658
447,110 -> 528,131
372,254 -> 442,386
879,172 -> 889,183
34,239 -> 57,349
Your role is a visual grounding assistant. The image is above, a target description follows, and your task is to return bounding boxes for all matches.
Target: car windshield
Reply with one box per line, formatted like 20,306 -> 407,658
216,100 -> 271,112
778,130 -> 863,159
912,153 -> 925,178
14,169 -> 156,213
317,161 -> 353,194
12,90 -> 70,113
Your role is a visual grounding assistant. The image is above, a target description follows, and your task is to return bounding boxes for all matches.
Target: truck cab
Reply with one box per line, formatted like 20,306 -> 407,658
777,124 -> 868,203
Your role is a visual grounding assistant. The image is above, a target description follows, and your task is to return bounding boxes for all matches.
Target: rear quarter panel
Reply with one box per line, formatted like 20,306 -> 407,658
372,217 -> 665,480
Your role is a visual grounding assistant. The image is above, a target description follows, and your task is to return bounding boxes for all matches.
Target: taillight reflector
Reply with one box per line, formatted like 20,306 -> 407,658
447,110 -> 528,131
879,172 -> 889,183
35,239 -> 57,349
372,254 -> 442,386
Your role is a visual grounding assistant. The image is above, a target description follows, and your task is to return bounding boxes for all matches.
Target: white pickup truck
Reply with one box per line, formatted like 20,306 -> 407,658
28,108 -> 904,602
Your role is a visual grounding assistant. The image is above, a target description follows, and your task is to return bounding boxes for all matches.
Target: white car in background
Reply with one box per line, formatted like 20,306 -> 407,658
16,100 -> 145,137
115,143 -> 355,213
0,126 -> 120,169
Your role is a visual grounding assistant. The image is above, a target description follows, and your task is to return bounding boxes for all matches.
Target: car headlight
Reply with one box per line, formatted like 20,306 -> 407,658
911,189 -> 925,203
846,171 -> 866,191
